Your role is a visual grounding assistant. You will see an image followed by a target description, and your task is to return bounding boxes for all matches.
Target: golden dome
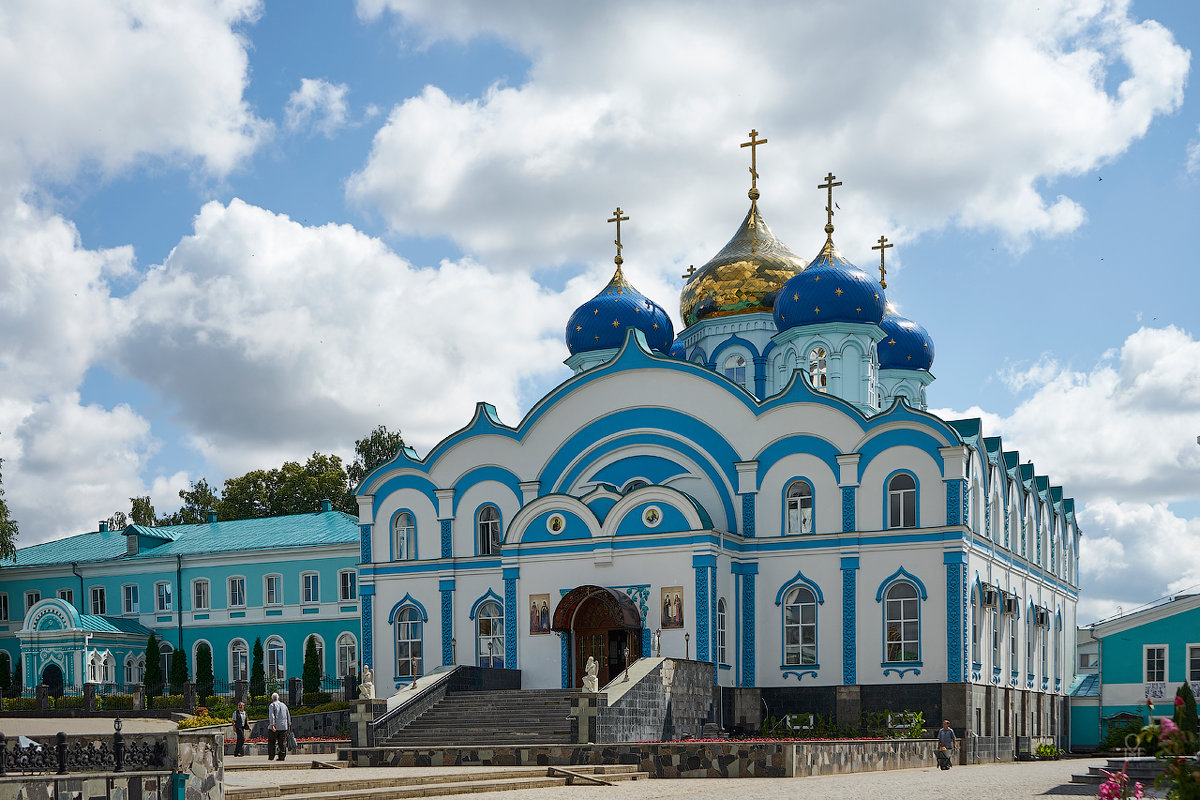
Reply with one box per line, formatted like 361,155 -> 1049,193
679,205 -> 807,328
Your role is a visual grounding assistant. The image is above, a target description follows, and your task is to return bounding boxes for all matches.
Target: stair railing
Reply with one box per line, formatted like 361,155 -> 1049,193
368,666 -> 460,744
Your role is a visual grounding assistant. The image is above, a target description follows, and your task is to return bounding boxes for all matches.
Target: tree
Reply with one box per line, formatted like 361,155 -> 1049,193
130,496 -> 156,527
302,636 -> 321,694
195,642 -> 214,700
144,635 -> 163,696
347,425 -> 406,490
0,456 -> 19,562
169,648 -> 189,694
11,659 -> 21,695
219,452 -> 351,519
105,510 -> 128,531
250,638 -> 265,698
1176,681 -> 1198,734
156,479 -> 220,526
0,652 -> 10,694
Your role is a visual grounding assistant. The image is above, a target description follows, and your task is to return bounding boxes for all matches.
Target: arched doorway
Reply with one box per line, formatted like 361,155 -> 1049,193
552,586 -> 643,688
41,664 -> 64,698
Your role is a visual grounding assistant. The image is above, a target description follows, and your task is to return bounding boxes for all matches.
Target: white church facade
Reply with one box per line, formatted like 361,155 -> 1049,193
356,139 -> 1080,740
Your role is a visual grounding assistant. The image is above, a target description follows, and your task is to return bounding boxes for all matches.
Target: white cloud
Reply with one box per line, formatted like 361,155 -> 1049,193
284,78 -> 351,138
113,198 -> 585,476
1187,124 -> 1200,176
348,0 -> 1189,274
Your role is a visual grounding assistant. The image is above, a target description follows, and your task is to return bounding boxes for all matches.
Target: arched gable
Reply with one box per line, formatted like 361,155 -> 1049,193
387,594 -> 429,624
774,569 -> 826,605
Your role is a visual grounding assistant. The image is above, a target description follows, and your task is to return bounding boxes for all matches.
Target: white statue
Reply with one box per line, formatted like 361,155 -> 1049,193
582,656 -> 599,693
359,666 -> 375,700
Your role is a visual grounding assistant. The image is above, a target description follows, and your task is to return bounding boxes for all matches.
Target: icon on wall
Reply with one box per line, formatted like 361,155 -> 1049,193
529,593 -> 551,634
661,586 -> 684,629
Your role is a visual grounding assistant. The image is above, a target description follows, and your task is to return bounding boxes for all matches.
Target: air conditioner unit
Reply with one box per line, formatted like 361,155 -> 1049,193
982,589 -> 999,607
1003,597 -> 1020,615
1036,609 -> 1050,627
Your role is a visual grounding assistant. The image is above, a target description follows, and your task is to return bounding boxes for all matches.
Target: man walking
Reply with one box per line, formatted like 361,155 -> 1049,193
267,692 -> 291,761
936,719 -> 957,770
232,701 -> 250,757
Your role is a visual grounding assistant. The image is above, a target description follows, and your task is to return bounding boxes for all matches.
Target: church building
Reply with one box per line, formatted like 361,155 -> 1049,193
355,132 -> 1081,741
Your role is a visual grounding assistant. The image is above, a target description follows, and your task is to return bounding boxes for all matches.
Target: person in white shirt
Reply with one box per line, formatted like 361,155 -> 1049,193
267,693 -> 291,761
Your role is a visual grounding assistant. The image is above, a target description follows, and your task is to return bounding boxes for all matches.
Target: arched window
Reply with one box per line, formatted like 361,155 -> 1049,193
230,639 -> 249,682
783,586 -> 817,666
476,601 -> 504,668
785,480 -> 814,535
125,655 -> 144,686
883,583 -> 919,663
265,636 -> 285,682
158,642 -> 173,680
716,598 -> 728,665
395,607 -> 423,679
393,511 -> 415,561
723,354 -> 747,388
971,588 -> 981,665
88,653 -> 100,683
477,506 -> 501,555
808,347 -> 828,391
887,473 -> 916,529
305,635 -> 324,678
337,633 -> 358,678
623,479 -> 649,492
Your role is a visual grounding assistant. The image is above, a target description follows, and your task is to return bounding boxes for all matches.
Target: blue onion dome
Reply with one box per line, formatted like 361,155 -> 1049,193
668,338 -> 687,360
679,204 -> 807,328
878,307 -> 935,370
565,265 -> 675,355
774,238 -> 887,330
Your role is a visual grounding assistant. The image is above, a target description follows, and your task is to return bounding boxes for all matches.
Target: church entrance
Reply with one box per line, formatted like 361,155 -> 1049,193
552,586 -> 643,689
41,664 -> 64,698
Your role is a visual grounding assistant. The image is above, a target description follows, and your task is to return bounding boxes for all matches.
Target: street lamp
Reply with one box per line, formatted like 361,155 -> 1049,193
685,632 -> 690,660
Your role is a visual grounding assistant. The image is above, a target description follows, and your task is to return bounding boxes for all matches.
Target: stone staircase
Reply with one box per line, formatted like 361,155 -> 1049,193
381,689 -> 580,747
1071,756 -> 1166,786
226,765 -> 647,800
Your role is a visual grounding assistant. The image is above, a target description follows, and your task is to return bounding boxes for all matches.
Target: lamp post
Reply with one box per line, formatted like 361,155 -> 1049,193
488,640 -> 495,669
113,716 -> 124,772
622,646 -> 631,682
685,633 -> 690,660
654,629 -> 661,658
450,637 -> 457,666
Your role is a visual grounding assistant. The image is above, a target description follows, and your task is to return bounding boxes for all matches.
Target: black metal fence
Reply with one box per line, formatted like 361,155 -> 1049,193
0,731 -> 168,775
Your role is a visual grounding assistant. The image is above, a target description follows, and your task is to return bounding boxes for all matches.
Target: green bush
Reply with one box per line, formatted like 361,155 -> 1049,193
1101,715 -> 1146,751
104,694 -> 134,709
1036,743 -> 1063,758
3,696 -> 37,711
52,695 -> 85,709
151,694 -> 185,709
302,691 -> 332,707
312,700 -> 350,713
178,713 -> 230,729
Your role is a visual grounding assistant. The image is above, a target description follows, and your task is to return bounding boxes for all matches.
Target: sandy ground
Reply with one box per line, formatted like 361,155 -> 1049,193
0,717 -> 180,736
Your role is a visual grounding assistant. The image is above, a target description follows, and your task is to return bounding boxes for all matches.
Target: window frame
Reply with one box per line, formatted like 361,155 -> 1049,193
265,635 -> 286,682
264,574 -> 282,607
392,510 -> 416,561
886,471 -> 918,529
155,580 -> 172,613
782,585 -> 818,666
883,582 -> 920,664
57,588 -> 73,606
716,598 -> 728,665
301,572 -> 320,605
475,600 -> 505,668
192,579 -> 210,612
1144,644 -> 1167,684
970,588 -> 981,665
122,584 -> 139,615
228,576 -> 247,609
723,353 -> 748,388
339,570 -> 358,601
808,346 -> 828,392
337,633 -> 358,679
477,505 -> 502,556
0,593 -> 8,621
395,607 -> 424,679
24,590 -> 40,614
784,479 -> 814,535
1188,643 -> 1200,683
230,639 -> 249,682
90,585 -> 107,615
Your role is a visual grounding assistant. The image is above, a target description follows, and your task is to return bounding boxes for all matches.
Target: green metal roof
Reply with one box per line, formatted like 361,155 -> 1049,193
7,510 -> 360,568
946,418 -> 980,440
77,614 -> 155,636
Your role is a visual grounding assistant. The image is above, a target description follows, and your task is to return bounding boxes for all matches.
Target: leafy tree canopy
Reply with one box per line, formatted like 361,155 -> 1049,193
0,456 -> 19,562
130,496 -> 156,526
348,425 -> 406,489
220,452 -> 352,519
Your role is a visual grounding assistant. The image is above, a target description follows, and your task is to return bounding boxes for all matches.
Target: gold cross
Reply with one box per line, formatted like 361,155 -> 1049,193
681,265 -> 696,280
608,207 -> 629,266
872,234 -> 893,289
818,172 -> 842,231
740,129 -> 768,191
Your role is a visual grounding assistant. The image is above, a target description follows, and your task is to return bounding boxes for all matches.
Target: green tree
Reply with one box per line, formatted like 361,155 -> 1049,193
218,469 -> 274,520
156,479 -> 220,526
347,425 -> 406,489
144,635 -> 163,695
169,648 -> 189,694
0,456 -> 19,562
195,642 -> 214,700
11,659 -> 21,695
302,636 -> 321,694
105,510 -> 128,531
250,638 -> 265,698
130,496 -> 156,526
1176,681 -> 1199,734
220,452 -> 351,519
0,652 -> 10,694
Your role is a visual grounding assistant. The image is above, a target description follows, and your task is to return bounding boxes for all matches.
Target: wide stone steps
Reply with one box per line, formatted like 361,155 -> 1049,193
226,765 -> 647,800
1070,757 -> 1166,785
380,689 -> 579,748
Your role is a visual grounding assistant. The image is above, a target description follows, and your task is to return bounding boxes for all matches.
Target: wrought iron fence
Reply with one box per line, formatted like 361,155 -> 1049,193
0,732 -> 168,775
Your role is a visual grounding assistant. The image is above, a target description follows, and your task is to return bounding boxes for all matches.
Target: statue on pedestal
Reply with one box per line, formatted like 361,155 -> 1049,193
582,656 -> 600,693
359,666 -> 375,700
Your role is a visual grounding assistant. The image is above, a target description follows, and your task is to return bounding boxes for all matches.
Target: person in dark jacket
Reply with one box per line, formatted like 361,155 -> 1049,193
936,719 -> 957,769
232,701 -> 250,757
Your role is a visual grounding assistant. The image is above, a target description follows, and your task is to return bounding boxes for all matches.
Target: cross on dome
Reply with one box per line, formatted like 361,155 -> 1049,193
818,171 -> 842,240
608,207 -> 629,267
872,235 -> 893,289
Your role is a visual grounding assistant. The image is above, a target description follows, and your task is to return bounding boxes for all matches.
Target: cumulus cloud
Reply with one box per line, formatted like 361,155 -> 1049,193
933,325 -> 1200,621
112,199 -> 584,475
1187,125 -> 1200,176
348,0 -> 1188,272
284,78 -> 351,138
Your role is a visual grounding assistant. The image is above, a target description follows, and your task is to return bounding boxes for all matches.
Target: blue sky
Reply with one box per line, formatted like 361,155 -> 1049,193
1,0 -> 1197,621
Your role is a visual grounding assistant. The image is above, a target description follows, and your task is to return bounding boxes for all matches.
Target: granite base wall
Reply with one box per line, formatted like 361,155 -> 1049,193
247,709 -> 349,740
0,772 -> 173,800
596,659 -> 715,743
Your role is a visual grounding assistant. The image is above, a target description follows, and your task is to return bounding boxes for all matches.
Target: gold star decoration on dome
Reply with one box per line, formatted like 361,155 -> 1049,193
653,323 -> 659,329
813,307 -> 820,313
835,287 -> 844,296
793,293 -> 799,301
906,355 -> 912,360
576,325 -> 582,331
888,338 -> 896,345
872,235 -> 893,289
856,307 -> 862,313
611,319 -> 620,327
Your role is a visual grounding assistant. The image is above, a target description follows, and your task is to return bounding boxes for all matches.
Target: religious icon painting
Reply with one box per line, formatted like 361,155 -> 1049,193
529,593 -> 551,634
661,586 -> 685,629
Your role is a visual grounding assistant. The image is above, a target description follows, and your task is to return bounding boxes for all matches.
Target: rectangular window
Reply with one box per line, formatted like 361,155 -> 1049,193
123,584 -> 139,614
1189,645 -> 1200,682
24,591 -> 40,613
265,575 -> 281,606
155,582 -> 172,612
1145,645 -> 1167,683
0,593 -> 7,621
57,588 -> 73,606
228,577 -> 246,608
992,608 -> 1000,666
1079,652 -> 1098,670
193,580 -> 210,611
716,600 -> 727,665
90,586 -> 106,615
339,570 -> 357,601
302,573 -> 319,604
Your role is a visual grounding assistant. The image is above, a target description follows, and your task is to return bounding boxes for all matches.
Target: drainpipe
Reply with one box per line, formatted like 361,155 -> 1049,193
71,562 -> 83,610
176,555 -> 184,653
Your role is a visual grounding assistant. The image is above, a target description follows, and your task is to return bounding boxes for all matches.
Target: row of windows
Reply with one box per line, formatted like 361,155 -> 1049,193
392,506 -> 502,561
969,593 -> 1064,679
782,473 -> 917,535
1,571 -> 358,620
227,633 -> 360,681
1143,644 -> 1200,684
780,582 -> 920,666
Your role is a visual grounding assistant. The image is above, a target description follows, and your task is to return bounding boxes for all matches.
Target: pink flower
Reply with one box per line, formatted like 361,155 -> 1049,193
1161,717 -> 1180,735
1177,695 -> 1186,707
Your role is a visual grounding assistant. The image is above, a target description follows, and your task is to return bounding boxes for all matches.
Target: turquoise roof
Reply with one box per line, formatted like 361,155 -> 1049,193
1068,673 -> 1099,697
8,510 -> 360,567
77,614 -> 155,636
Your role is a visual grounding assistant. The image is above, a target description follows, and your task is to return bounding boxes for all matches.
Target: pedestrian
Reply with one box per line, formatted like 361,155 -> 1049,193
267,692 -> 291,761
936,719 -> 957,770
232,701 -> 251,757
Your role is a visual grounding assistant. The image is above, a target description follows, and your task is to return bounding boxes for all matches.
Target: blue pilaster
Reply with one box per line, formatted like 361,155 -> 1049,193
503,567 -> 519,669
359,524 -> 371,564
841,487 -> 855,533
945,480 -> 963,525
944,552 -> 968,682
440,519 -> 452,559
741,494 -> 756,537
693,555 -> 714,662
439,578 -> 455,666
840,556 -> 858,685
561,633 -> 571,689
642,628 -> 651,658
733,562 -> 757,686
360,589 -> 374,669
753,356 -> 767,399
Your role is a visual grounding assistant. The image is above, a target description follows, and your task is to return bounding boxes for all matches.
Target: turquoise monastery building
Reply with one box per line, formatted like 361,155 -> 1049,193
356,141 -> 1083,741
0,501 -> 361,693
